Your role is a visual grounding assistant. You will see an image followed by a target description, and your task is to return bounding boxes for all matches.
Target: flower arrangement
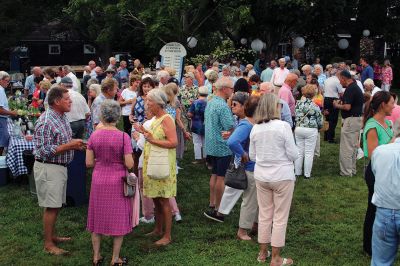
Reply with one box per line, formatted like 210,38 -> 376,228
8,90 -> 40,117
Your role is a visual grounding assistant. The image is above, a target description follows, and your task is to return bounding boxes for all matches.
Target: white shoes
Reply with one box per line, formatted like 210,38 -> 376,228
139,216 -> 155,224
174,213 -> 182,222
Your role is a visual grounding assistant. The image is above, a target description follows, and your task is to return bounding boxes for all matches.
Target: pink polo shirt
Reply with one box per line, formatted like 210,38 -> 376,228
279,83 -> 296,116
386,104 -> 400,124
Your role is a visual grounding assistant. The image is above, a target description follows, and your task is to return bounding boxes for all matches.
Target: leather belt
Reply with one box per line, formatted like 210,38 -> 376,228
35,159 -> 68,167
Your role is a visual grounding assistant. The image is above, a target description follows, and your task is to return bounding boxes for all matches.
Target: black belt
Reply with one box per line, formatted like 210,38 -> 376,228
35,159 -> 68,167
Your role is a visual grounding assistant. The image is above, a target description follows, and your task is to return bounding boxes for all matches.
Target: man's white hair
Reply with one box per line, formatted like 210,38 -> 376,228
215,77 -> 233,90
157,70 -> 170,79
363,78 -> 375,87
0,71 -> 10,80
314,64 -> 323,71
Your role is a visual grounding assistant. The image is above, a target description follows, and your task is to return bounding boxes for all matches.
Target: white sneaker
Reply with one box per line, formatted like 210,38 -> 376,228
139,216 -> 155,224
174,213 -> 182,222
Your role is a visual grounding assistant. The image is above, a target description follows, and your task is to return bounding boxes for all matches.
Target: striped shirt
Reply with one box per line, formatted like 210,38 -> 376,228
34,107 -> 73,164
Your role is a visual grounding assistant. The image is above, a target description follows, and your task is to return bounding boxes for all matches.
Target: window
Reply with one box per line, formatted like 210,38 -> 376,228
49,44 -> 61,55
84,44 -> 96,54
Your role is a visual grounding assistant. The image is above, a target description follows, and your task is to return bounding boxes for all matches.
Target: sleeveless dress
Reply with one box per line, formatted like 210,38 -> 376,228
86,129 -> 133,236
143,114 -> 177,198
134,96 -> 145,123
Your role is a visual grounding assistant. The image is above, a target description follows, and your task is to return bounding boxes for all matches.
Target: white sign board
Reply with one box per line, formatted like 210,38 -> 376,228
159,42 -> 187,82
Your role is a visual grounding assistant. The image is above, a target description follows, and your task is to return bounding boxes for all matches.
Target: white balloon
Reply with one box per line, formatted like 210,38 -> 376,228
363,29 -> 370,37
251,39 -> 263,52
338,39 -> 349,49
187,37 -> 198,48
293,37 -> 305,48
240,38 -> 247,45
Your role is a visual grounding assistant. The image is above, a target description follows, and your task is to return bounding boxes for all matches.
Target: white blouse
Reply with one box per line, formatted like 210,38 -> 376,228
249,119 -> 298,182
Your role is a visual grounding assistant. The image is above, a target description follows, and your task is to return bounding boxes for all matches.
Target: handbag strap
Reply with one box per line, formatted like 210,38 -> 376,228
150,114 -> 170,132
299,107 -> 312,124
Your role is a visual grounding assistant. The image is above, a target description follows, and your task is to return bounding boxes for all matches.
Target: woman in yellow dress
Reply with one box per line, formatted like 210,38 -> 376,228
141,89 -> 177,246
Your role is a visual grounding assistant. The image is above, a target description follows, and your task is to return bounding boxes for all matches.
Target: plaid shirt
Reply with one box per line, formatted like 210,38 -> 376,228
34,107 -> 73,164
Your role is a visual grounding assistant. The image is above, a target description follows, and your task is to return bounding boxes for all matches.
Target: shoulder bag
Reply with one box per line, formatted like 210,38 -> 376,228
122,132 -> 137,197
224,156 -> 247,190
146,114 -> 171,180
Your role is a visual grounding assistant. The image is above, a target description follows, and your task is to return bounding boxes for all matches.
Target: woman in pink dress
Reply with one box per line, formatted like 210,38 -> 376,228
86,100 -> 134,266
381,59 -> 393,92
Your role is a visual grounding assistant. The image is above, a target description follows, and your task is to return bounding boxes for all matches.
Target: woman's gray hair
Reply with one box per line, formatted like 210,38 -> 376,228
255,93 -> 281,124
0,71 -> 10,80
86,78 -> 98,88
147,89 -> 168,108
100,99 -> 121,124
89,84 -> 101,97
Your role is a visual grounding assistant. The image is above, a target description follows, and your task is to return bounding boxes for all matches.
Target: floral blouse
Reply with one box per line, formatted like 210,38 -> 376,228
179,85 -> 198,110
382,66 -> 393,85
295,98 -> 323,130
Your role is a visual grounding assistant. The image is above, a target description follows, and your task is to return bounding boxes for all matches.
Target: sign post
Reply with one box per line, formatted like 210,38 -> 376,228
159,42 -> 187,82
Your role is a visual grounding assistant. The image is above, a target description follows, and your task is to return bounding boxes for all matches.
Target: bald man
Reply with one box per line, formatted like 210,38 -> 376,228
279,73 -> 297,120
24,66 -> 42,98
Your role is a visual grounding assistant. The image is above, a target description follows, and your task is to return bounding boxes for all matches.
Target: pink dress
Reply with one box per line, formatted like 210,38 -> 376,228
86,129 -> 133,236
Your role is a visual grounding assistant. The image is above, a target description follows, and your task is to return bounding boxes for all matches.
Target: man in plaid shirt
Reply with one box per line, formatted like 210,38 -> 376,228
34,86 -> 85,255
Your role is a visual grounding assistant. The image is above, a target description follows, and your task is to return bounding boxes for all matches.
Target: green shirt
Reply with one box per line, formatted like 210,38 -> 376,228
363,118 -> 393,158
204,95 -> 235,157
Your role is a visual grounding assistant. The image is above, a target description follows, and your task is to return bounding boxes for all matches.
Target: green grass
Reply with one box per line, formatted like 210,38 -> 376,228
1,132 -> 399,266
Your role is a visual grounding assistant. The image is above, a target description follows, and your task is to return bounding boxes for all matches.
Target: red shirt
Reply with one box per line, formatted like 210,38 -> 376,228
31,88 -> 41,108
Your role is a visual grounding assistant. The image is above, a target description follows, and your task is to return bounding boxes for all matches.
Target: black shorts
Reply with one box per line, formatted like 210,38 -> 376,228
209,155 -> 231,177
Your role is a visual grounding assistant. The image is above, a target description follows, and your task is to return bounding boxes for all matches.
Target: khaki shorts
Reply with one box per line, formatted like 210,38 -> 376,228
34,161 -> 68,208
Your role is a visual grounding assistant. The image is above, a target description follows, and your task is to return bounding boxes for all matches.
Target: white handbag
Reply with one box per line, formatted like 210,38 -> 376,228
146,114 -> 171,180
146,144 -> 170,180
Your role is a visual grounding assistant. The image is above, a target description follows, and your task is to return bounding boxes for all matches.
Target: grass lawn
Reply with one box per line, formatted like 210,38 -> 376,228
1,131 -> 399,266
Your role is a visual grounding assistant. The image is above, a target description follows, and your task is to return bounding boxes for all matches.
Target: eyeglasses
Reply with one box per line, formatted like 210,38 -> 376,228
2,79 -> 10,83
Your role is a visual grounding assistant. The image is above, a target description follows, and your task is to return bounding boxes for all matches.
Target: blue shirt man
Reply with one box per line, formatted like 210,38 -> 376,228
360,58 -> 374,83
24,75 -> 36,95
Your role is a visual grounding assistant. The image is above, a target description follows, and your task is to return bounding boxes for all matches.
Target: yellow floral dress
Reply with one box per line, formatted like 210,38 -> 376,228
143,114 -> 177,198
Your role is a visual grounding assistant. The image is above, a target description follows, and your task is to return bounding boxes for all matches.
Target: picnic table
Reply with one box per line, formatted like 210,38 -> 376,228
6,119 -> 34,177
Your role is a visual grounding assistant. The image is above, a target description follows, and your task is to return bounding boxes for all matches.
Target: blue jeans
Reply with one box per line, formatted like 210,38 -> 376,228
371,207 -> 400,266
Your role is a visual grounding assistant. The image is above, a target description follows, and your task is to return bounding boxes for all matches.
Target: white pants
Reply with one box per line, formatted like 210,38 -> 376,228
218,186 -> 243,215
294,127 -> 318,177
314,132 -> 320,157
192,133 -> 205,160
381,84 -> 391,92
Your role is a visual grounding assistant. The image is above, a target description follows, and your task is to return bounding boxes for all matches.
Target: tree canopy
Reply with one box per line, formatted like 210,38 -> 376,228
0,0 -> 399,66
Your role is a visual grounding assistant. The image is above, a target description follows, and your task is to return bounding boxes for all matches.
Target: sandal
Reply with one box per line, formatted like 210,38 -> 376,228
257,251 -> 271,263
111,257 -> 128,266
93,256 -> 104,266
280,258 -> 293,265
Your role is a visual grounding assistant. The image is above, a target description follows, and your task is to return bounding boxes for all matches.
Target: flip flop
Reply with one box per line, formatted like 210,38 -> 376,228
257,251 -> 271,262
280,258 -> 293,265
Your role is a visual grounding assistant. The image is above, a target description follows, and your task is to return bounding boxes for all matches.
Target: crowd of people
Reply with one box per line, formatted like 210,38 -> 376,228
0,54 -> 399,265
